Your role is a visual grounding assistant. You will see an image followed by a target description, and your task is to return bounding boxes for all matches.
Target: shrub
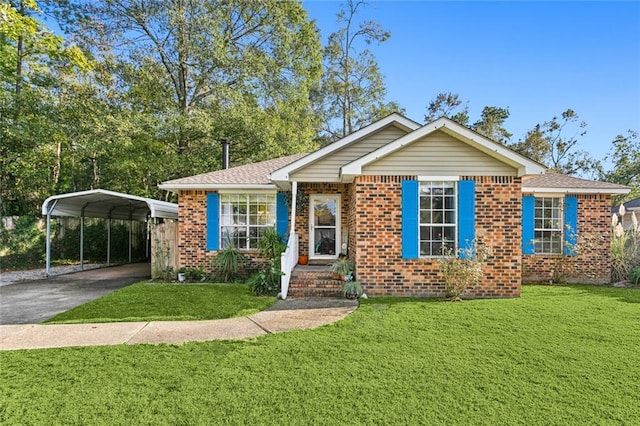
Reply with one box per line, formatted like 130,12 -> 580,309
211,245 -> 246,283
439,241 -> 490,301
629,267 -> 640,286
247,227 -> 286,296
611,209 -> 640,283
184,266 -> 207,282
0,216 -> 46,269
247,259 -> 283,296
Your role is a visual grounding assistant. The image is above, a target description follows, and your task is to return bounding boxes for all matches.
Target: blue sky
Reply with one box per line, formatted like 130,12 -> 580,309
303,1 -> 640,172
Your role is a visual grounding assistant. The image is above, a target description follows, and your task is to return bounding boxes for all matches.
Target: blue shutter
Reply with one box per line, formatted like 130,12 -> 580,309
276,192 -> 289,241
206,193 -> 219,251
564,196 -> 578,256
522,196 -> 535,255
457,180 -> 475,258
401,180 -> 419,259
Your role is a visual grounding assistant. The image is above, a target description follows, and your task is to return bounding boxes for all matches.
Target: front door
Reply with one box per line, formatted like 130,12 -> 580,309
309,195 -> 340,259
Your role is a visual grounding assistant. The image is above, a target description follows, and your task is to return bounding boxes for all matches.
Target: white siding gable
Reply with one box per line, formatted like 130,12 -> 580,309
291,124 -> 409,181
362,130 -> 517,176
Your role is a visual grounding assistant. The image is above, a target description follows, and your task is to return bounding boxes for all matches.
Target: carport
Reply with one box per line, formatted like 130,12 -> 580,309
41,189 -> 178,276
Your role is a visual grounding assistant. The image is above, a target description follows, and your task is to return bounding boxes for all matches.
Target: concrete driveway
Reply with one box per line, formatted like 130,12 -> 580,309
0,263 -> 150,325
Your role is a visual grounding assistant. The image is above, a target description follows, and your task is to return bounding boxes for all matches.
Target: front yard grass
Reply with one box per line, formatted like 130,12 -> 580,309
2,285 -> 639,424
45,282 -> 276,323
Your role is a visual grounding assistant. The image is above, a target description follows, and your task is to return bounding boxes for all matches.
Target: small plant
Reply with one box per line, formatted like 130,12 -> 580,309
342,280 -> 363,299
184,266 -> 207,282
257,228 -> 286,260
211,245 -> 244,283
611,208 -> 640,283
247,226 -> 287,296
331,255 -> 355,280
629,267 -> 640,286
439,241 -> 490,301
247,259 -> 283,296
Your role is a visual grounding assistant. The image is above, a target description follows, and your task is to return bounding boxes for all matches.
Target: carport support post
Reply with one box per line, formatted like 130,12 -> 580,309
128,212 -> 132,264
45,213 -> 52,276
80,213 -> 84,271
107,217 -> 111,267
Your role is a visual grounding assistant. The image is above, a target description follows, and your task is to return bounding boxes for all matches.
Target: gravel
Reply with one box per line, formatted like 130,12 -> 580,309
0,264 -> 105,287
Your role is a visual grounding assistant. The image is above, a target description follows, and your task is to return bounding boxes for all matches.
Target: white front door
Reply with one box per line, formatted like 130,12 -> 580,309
309,195 -> 340,259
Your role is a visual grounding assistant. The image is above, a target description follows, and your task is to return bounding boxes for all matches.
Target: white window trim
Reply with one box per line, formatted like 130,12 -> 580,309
219,193 -> 277,251
418,180 -> 458,258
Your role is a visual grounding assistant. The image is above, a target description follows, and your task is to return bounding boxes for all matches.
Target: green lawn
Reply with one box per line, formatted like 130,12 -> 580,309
2,285 -> 639,425
45,282 -> 277,323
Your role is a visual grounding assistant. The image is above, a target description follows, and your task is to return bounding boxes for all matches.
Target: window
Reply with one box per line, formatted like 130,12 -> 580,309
220,193 -> 276,249
419,181 -> 457,256
534,197 -> 562,254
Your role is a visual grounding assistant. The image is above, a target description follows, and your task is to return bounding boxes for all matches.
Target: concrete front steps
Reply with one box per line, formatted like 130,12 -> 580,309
288,265 -> 343,298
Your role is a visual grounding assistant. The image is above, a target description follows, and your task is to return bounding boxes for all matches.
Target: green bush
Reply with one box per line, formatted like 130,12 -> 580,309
0,216 -> 46,269
629,267 -> 640,286
247,227 -> 286,296
211,245 -> 246,283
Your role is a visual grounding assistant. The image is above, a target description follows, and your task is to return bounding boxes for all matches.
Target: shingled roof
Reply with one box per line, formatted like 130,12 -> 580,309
523,173 -> 629,194
159,153 -> 307,190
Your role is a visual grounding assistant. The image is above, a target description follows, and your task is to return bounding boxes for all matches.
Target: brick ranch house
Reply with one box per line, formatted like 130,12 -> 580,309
159,114 -> 629,298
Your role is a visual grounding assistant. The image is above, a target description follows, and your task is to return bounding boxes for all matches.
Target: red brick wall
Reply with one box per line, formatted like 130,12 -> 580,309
352,175 -> 522,298
522,193 -> 612,284
176,190 -> 265,275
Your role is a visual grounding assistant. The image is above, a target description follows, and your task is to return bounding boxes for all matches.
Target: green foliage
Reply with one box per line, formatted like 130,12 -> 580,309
0,216 -> 45,269
45,282 -> 276,323
257,227 -> 286,261
629,267 -> 640,286
247,259 -> 283,297
2,286 -> 640,424
247,226 -> 286,296
424,92 -> 470,124
341,280 -> 362,299
439,241 -> 490,300
611,210 -> 640,283
211,245 -> 245,283
318,0 -> 400,141
330,255 -> 355,277
183,266 -> 207,283
603,130 -> 640,200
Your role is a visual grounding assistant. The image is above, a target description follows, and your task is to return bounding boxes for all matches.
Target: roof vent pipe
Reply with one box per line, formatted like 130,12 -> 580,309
221,139 -> 229,170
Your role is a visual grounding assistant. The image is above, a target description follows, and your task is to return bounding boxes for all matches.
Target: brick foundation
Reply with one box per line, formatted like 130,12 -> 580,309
522,193 -> 612,284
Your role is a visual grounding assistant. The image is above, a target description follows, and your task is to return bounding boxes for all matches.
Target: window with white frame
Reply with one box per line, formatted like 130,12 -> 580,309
220,193 -> 276,249
419,181 -> 457,256
534,197 -> 562,254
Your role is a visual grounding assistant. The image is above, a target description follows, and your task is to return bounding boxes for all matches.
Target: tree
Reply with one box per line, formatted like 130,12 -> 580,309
0,0 -> 88,215
472,106 -> 512,144
61,0 -> 322,157
424,92 -> 469,125
319,0 -> 400,141
603,130 -> 640,199
511,109 -> 601,177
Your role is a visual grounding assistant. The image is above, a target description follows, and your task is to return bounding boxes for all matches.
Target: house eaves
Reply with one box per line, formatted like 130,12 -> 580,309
523,173 -> 631,195
340,117 -> 547,181
269,113 -> 421,182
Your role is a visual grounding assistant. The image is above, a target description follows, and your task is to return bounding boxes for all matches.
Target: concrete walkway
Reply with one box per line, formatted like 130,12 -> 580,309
0,298 -> 358,351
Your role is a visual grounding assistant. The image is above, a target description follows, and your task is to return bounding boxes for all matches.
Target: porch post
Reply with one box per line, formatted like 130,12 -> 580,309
128,211 -> 132,264
290,181 -> 297,234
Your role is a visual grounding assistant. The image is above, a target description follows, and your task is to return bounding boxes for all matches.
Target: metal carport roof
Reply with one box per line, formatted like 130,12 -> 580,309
41,189 -> 178,220
41,189 -> 178,275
